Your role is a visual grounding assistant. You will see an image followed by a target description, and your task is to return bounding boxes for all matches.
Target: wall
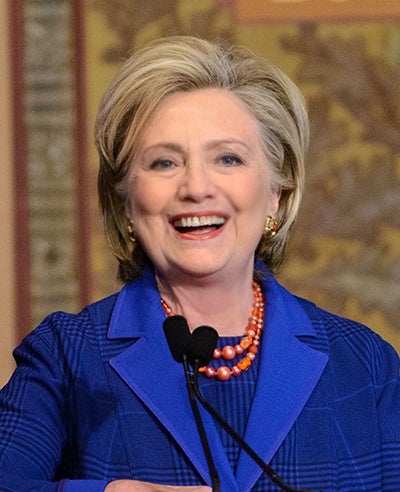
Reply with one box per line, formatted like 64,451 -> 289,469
0,0 -> 16,387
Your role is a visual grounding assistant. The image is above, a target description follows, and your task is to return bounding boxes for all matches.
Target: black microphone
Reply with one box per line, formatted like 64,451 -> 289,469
190,331 -> 312,492
163,316 -> 220,492
163,315 -> 194,362
190,325 -> 219,366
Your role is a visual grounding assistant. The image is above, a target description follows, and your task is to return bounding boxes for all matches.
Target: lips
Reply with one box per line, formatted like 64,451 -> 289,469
171,215 -> 226,236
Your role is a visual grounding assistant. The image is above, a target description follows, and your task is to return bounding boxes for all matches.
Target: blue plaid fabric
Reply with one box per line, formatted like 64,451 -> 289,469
199,335 -> 260,472
0,267 -> 399,491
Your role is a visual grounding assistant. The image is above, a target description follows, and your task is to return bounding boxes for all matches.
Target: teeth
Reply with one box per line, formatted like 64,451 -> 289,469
173,216 -> 226,228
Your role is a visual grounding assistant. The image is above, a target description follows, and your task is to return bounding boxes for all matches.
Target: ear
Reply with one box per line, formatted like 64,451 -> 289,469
124,195 -> 133,218
268,186 -> 281,217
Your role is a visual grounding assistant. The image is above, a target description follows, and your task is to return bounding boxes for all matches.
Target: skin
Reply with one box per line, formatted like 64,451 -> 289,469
106,88 -> 280,490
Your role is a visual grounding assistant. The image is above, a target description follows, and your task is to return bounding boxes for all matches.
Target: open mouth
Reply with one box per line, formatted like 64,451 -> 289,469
172,215 -> 226,235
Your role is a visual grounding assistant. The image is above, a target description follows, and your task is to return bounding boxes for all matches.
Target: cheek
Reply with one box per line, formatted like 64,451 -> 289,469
241,175 -> 271,215
128,178 -> 165,217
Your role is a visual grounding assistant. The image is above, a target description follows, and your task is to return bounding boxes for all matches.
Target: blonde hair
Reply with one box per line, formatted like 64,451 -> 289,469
95,36 -> 309,282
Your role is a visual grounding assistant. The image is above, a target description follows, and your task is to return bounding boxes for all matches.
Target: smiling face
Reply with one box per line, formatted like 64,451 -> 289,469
126,88 -> 280,283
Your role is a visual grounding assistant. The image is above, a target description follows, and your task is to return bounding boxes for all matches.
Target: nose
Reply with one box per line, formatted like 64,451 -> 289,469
177,160 -> 216,202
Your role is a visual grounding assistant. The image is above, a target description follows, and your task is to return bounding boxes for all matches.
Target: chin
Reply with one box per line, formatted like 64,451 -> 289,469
168,256 -> 231,279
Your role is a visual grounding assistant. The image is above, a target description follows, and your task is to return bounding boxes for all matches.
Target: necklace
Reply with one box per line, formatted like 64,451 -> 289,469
161,282 -> 264,381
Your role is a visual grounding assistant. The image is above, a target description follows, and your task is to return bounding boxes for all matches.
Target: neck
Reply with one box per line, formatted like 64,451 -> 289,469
156,267 -> 257,337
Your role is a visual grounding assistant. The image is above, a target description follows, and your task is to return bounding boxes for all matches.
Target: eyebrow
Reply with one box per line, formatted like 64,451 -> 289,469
141,138 -> 253,156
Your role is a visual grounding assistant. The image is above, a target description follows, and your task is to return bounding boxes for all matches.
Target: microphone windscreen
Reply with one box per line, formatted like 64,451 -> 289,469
191,326 -> 219,366
163,315 -> 193,363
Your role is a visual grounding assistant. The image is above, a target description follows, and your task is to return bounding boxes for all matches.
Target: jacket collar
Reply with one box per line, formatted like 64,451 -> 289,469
108,268 -> 328,491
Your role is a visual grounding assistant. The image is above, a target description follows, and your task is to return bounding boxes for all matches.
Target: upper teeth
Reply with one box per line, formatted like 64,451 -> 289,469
173,216 -> 226,227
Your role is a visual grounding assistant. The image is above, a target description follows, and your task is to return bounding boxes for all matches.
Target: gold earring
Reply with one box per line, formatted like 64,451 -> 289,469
264,216 -> 278,238
127,219 -> 136,243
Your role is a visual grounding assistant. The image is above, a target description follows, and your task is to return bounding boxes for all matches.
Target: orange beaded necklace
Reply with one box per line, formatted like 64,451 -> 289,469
161,282 -> 264,381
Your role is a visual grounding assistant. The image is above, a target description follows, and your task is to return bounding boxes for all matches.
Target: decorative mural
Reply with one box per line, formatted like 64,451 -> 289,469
278,24 -> 400,346
85,1 -> 400,352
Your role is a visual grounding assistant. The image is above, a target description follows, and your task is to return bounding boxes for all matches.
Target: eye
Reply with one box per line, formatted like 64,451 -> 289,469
150,159 -> 175,170
220,154 -> 244,166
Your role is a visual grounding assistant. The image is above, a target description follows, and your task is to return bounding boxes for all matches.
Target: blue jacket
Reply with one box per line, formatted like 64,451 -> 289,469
0,268 -> 399,491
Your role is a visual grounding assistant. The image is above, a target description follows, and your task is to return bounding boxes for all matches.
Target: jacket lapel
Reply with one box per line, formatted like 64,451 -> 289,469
235,276 -> 329,491
107,270 -> 238,490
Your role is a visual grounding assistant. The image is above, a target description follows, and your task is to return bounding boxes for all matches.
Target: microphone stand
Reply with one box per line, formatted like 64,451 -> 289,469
192,360 -> 311,492
183,355 -> 220,492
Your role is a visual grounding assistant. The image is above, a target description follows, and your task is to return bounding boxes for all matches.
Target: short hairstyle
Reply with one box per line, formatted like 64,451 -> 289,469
94,35 -> 309,282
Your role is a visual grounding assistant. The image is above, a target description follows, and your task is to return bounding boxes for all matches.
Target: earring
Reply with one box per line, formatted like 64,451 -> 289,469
127,219 -> 136,243
264,215 -> 278,238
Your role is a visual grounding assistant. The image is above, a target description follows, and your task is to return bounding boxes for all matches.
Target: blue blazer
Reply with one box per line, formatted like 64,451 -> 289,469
0,268 -> 399,491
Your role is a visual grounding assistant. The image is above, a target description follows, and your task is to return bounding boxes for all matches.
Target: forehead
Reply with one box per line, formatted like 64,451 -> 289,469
140,88 -> 261,141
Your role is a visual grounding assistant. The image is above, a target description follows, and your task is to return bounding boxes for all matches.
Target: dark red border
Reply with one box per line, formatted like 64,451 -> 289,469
11,0 -> 93,340
72,0 -> 93,308
10,0 -> 31,340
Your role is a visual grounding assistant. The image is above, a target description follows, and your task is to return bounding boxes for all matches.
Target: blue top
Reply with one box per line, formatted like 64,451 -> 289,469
198,335 -> 260,473
0,266 -> 399,491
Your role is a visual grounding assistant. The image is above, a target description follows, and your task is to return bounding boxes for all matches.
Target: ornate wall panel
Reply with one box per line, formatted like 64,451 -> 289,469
85,0 -> 400,352
20,0 -> 80,328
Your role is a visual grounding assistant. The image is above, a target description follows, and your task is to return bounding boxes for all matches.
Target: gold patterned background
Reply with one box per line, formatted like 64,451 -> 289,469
85,0 -> 400,352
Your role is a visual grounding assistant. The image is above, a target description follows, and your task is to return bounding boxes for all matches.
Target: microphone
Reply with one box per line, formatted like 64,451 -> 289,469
190,331 -> 312,492
190,325 -> 219,366
163,316 -> 220,492
163,315 -> 194,362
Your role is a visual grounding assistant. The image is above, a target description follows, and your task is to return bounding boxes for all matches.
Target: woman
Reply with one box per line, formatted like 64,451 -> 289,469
0,36 -> 399,492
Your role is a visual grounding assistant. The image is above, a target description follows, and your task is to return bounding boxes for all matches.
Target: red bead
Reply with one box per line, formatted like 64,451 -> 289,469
234,344 -> 244,355
222,345 -> 236,360
213,348 -> 222,359
204,367 -> 216,378
216,366 -> 232,381
231,365 -> 242,377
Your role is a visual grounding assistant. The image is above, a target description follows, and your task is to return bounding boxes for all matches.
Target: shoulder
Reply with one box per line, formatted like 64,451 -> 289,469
16,292 -> 120,356
46,292 -> 119,333
10,292 -> 126,388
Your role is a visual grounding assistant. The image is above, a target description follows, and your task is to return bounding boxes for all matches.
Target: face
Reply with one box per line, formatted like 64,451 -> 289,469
126,88 -> 280,282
